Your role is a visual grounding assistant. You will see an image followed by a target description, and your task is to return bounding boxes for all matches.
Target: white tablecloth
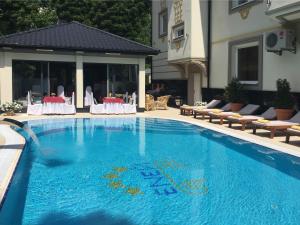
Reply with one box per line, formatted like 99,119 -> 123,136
42,103 -> 76,114
104,103 -> 124,114
90,103 -> 136,114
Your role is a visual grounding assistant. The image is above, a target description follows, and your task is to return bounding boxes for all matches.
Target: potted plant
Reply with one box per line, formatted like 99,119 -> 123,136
1,101 -> 23,116
224,78 -> 244,112
274,79 -> 294,120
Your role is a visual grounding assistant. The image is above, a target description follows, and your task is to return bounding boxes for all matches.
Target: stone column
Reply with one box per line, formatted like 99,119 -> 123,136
0,52 -> 12,104
194,73 -> 202,103
75,54 -> 84,108
138,58 -> 146,110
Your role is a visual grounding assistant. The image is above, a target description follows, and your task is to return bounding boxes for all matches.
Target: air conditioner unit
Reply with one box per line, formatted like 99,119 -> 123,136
265,29 -> 296,54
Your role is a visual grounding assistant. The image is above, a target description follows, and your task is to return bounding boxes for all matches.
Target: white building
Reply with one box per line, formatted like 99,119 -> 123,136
152,0 -> 300,106
152,0 -> 208,105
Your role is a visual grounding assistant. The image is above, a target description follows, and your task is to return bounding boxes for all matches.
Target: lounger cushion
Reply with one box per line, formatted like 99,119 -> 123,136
289,111 -> 300,123
219,103 -> 231,112
238,104 -> 260,115
260,107 -> 276,120
206,99 -> 221,109
228,115 -> 262,121
253,120 -> 297,127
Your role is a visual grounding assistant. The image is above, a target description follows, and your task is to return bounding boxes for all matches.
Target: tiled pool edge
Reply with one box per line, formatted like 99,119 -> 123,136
0,125 -> 25,206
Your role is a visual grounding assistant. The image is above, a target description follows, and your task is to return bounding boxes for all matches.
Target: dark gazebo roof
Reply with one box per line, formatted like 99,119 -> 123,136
0,21 -> 159,55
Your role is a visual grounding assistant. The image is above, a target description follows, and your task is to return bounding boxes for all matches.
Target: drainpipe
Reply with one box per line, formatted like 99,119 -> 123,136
207,0 -> 212,89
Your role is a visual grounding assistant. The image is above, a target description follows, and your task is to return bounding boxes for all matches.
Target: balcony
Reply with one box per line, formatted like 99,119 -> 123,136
266,0 -> 300,23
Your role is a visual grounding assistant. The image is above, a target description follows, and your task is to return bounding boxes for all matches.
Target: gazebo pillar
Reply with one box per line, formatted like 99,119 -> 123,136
75,54 -> 84,108
0,52 -> 12,104
138,58 -> 145,111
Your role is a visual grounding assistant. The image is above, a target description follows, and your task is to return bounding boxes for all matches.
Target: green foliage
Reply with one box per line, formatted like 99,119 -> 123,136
0,0 -> 151,45
1,101 -> 23,113
224,78 -> 244,103
274,79 -> 294,109
0,0 -> 57,35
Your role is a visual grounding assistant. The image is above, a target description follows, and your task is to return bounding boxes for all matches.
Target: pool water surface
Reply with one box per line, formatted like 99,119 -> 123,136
0,118 -> 300,225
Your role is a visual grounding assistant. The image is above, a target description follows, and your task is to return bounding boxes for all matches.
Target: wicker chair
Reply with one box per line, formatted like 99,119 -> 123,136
145,94 -> 156,111
155,95 -> 170,110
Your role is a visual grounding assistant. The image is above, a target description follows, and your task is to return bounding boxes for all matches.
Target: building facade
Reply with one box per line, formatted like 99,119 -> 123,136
152,0 -> 300,106
152,0 -> 208,105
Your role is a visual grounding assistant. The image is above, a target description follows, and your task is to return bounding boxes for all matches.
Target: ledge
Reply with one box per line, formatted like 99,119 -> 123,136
0,125 -> 25,206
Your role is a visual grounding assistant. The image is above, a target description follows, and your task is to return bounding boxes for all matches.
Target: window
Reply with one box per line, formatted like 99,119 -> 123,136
229,0 -> 261,13
231,0 -> 253,9
229,36 -> 263,89
237,45 -> 259,83
159,10 -> 168,37
172,23 -> 184,40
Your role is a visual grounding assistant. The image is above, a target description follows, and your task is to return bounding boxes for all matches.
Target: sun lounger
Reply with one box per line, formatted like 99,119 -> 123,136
208,104 -> 260,125
180,99 -> 221,115
285,126 -> 300,143
193,103 -> 231,119
227,107 -> 276,131
252,111 -> 300,139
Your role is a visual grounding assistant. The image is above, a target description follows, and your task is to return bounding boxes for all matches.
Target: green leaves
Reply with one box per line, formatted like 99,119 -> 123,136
0,0 -> 57,35
274,79 -> 294,109
224,78 -> 245,103
0,0 -> 151,45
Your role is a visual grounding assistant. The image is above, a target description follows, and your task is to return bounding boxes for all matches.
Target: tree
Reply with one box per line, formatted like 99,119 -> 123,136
50,0 -> 151,45
0,0 -> 57,35
0,0 -> 152,46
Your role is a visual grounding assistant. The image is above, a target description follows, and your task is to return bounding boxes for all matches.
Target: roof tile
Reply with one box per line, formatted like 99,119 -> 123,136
0,21 -> 159,55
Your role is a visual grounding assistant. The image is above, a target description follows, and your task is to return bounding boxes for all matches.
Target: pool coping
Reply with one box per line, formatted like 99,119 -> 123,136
0,112 -> 300,207
0,125 -> 25,206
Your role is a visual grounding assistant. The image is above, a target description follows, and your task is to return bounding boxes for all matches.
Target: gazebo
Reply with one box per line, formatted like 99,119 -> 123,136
0,21 -> 159,111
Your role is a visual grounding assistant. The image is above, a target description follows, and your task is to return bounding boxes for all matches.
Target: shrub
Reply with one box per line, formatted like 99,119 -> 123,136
1,101 -> 23,115
274,79 -> 294,109
224,78 -> 244,103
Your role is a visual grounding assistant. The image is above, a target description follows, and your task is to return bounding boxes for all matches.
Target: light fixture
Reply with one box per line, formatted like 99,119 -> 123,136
36,49 -> 54,52
105,52 -> 121,56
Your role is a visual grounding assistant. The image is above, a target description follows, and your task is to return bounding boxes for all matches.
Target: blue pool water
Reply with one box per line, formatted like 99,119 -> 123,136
1,118 -> 300,225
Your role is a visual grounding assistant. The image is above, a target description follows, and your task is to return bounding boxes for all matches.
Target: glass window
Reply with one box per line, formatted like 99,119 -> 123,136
12,60 -> 75,106
229,36 -> 263,89
159,10 -> 168,37
231,0 -> 255,9
83,63 -> 107,102
172,23 -> 184,40
108,64 -> 138,98
237,46 -> 259,82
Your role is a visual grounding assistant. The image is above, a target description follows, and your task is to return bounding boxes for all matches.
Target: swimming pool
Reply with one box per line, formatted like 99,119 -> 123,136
1,117 -> 300,225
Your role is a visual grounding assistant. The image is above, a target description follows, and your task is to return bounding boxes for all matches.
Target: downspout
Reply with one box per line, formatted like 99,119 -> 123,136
207,0 -> 212,89
150,2 -> 153,86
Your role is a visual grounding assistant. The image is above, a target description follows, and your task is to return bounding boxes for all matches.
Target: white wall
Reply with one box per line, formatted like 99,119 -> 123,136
167,0 -> 207,62
152,0 -> 208,82
152,0 -> 182,80
210,0 -> 300,92
152,51 -> 182,80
